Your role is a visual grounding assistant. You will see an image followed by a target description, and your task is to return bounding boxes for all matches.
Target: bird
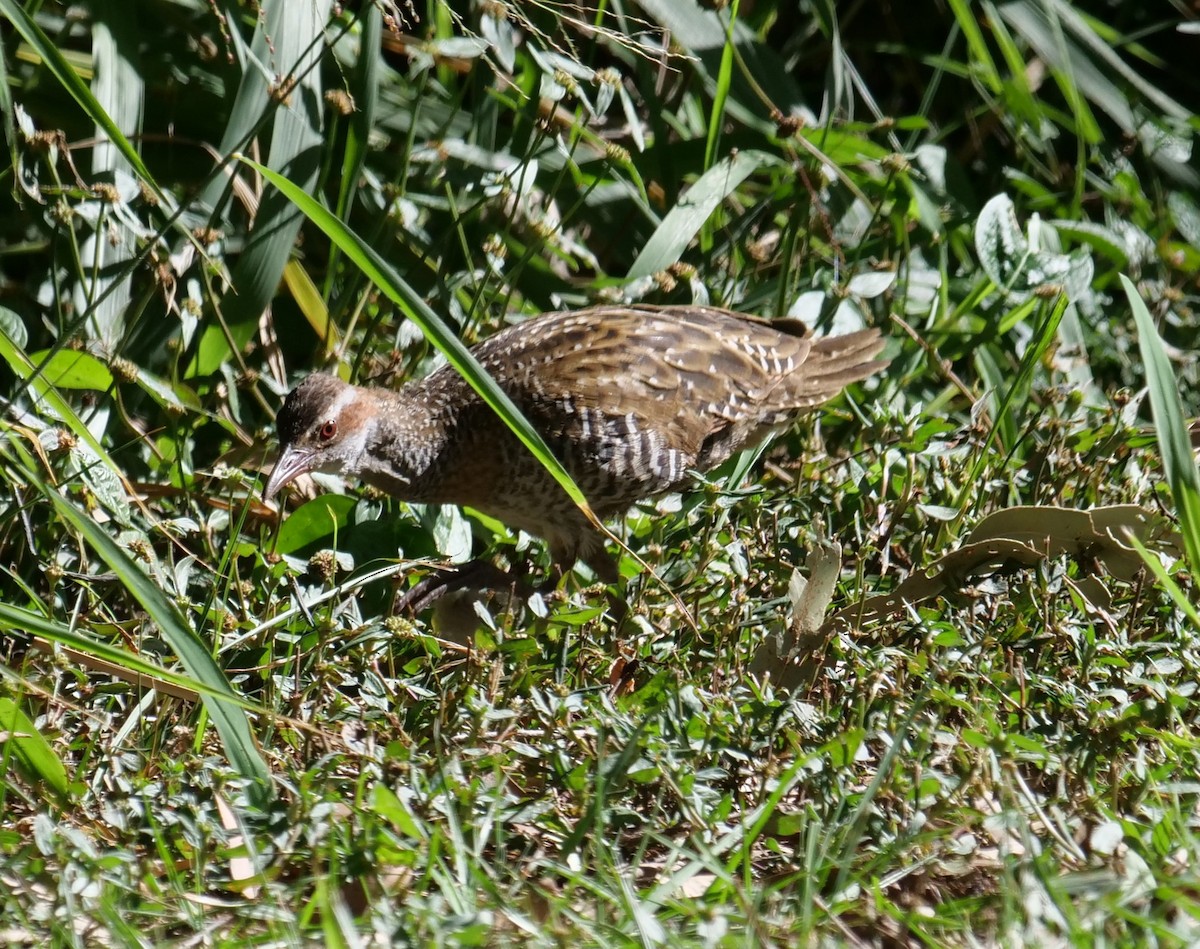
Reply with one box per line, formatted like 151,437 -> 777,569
263,304 -> 887,608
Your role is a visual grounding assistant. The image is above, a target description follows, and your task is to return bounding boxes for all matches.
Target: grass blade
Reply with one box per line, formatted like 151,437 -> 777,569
1123,274 -> 1200,575
189,0 -> 332,376
1123,531 -> 1200,631
703,0 -> 738,172
0,318 -> 129,495
0,0 -> 156,191
39,485 -> 272,798
0,596 -> 272,710
1,429 -> 272,798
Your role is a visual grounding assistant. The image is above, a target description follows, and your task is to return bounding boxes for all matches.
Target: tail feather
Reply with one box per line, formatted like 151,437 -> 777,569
778,328 -> 888,404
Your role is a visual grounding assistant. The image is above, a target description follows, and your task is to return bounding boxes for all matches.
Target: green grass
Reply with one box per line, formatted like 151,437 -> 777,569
2,0 -> 1200,944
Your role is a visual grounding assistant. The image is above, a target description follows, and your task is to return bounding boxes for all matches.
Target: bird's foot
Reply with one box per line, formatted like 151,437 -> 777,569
532,566 -> 566,597
394,557 -> 629,626
394,559 -> 530,615
532,567 -> 629,624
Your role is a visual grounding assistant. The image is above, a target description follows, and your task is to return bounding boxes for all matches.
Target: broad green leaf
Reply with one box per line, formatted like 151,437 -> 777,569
975,194 -> 1094,303
371,783 -> 427,841
275,495 -> 358,556
1050,219 -> 1134,267
0,697 -> 72,801
85,2 -> 142,351
628,150 -> 778,280
1168,191 -> 1200,251
0,306 -> 27,351
28,350 -> 114,391
0,326 -> 126,495
847,271 -> 897,299
133,368 -> 201,415
430,504 -> 473,564
425,37 -> 489,59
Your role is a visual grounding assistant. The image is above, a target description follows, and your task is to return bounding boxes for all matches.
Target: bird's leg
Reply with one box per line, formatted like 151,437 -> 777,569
395,542 -> 628,620
533,563 -> 566,596
581,548 -> 631,624
605,587 -> 631,625
393,559 -> 531,615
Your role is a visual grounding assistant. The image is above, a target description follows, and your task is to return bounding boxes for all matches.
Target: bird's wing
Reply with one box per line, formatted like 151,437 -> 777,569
473,305 -> 822,456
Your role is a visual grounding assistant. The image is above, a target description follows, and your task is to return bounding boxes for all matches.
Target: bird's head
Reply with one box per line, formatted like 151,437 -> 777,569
263,374 -> 374,500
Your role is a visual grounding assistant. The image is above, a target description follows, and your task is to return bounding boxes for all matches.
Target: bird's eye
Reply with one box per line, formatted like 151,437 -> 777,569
318,420 -> 338,442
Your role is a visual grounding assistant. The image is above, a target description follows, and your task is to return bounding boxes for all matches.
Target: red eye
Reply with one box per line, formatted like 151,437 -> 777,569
318,420 -> 337,441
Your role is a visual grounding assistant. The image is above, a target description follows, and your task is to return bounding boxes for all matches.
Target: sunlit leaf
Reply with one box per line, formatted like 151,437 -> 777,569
28,350 -> 114,391
0,697 -> 72,802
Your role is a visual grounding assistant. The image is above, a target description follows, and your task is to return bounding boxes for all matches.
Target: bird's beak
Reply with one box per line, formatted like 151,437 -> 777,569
263,444 -> 312,501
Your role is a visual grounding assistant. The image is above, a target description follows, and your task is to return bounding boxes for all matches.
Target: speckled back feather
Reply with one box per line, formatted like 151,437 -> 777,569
418,305 -> 886,510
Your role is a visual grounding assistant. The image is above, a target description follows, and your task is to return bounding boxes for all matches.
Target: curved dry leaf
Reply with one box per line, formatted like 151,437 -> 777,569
750,541 -> 841,687
828,504 -> 1180,634
966,504 -> 1179,582
833,537 -> 1047,631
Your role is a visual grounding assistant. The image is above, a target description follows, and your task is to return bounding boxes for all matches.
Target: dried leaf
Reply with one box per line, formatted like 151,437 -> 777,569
829,505 -> 1180,633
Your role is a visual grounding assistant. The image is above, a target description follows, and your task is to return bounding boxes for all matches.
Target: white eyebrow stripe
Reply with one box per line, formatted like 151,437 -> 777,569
328,386 -> 359,416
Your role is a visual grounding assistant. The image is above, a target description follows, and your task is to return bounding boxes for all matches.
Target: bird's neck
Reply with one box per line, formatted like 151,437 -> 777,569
352,384 -> 449,502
